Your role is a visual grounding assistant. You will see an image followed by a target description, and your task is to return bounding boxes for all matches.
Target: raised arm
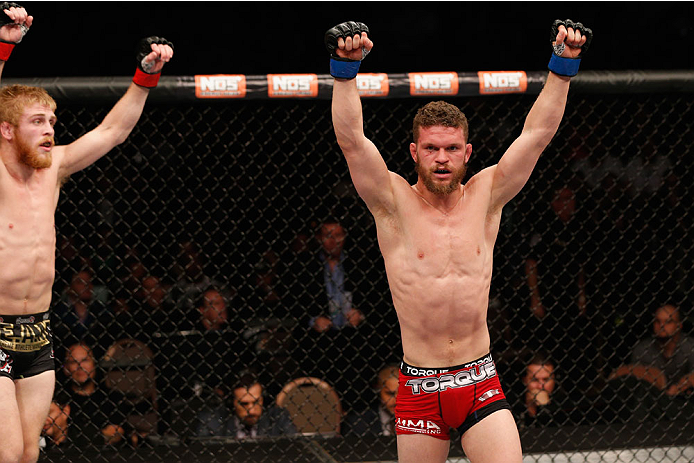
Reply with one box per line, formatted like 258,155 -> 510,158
327,22 -> 395,216
0,2 -> 32,81
57,37 -> 174,178
490,20 -> 593,212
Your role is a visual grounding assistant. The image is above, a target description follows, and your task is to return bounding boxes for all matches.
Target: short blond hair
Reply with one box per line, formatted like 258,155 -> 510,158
0,85 -> 57,126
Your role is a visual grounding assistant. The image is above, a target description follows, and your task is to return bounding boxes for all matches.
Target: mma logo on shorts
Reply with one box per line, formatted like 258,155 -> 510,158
396,418 -> 442,435
0,348 -> 12,374
405,361 -> 497,394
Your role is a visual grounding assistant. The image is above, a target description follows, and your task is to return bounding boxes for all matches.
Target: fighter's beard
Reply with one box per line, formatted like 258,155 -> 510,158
416,161 -> 467,196
17,135 -> 53,169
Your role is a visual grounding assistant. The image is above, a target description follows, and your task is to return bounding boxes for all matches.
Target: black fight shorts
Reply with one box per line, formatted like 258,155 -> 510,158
0,312 -> 55,380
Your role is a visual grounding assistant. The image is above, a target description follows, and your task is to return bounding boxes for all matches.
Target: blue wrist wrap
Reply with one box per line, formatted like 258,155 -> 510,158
548,54 -> 581,77
330,58 -> 361,79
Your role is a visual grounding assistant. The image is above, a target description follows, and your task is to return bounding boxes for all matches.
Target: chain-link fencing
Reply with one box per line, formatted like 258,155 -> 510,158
10,71 -> 692,462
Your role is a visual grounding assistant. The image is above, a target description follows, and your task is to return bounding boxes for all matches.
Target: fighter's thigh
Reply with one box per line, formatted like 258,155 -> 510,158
15,370 -> 55,446
397,434 -> 450,463
460,409 -> 522,463
0,376 -> 24,460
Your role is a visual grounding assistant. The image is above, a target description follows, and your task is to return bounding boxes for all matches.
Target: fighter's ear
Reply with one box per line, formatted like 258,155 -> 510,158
410,142 -> 418,163
465,143 -> 472,164
0,121 -> 14,141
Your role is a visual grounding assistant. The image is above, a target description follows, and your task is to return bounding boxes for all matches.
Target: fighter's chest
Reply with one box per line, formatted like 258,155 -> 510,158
402,210 -> 488,266
0,178 -> 58,225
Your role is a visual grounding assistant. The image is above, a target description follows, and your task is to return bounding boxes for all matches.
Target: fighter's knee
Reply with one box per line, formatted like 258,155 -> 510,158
0,444 -> 23,463
17,443 -> 39,463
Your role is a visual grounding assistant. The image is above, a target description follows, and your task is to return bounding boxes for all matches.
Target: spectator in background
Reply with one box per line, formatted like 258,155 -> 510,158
524,186 -> 586,322
291,218 -> 364,332
170,287 -> 246,399
237,246 -> 288,321
521,185 -> 606,395
253,249 -> 283,309
105,289 -> 137,334
287,217 -> 377,411
140,275 -> 170,314
608,304 -> 694,421
195,370 -> 296,439
54,236 -> 92,296
170,240 -> 223,313
130,274 -> 177,337
513,351 -> 599,429
236,240 -> 304,397
342,364 -> 398,437
158,287 -> 251,437
100,338 -> 159,447
50,343 -> 127,448
515,352 -> 564,428
115,249 -> 148,302
41,401 -> 69,448
197,286 -> 229,332
52,269 -> 111,357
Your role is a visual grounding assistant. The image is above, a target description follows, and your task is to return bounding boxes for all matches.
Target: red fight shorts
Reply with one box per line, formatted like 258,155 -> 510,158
395,353 -> 511,440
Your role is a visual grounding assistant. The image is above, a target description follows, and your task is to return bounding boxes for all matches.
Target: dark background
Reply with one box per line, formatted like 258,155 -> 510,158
4,2 -> 692,78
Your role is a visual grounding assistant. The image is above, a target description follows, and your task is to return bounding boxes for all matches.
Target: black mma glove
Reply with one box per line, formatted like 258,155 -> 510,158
548,19 -> 593,77
133,36 -> 174,88
324,21 -> 370,79
0,2 -> 28,61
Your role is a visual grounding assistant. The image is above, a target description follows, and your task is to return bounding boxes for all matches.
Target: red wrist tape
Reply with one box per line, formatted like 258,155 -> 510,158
132,68 -> 161,88
0,42 -> 15,61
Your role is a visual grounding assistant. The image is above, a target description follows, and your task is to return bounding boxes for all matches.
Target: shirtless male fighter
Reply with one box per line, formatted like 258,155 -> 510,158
326,19 -> 591,463
0,4 -> 173,462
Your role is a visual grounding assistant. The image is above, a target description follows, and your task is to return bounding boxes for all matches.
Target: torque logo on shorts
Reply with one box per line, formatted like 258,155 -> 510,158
356,73 -> 389,97
408,72 -> 459,96
267,74 -> 318,98
478,71 -> 527,95
396,418 -> 442,435
195,75 -> 247,98
403,365 -> 450,377
405,362 -> 497,394
462,353 -> 493,368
